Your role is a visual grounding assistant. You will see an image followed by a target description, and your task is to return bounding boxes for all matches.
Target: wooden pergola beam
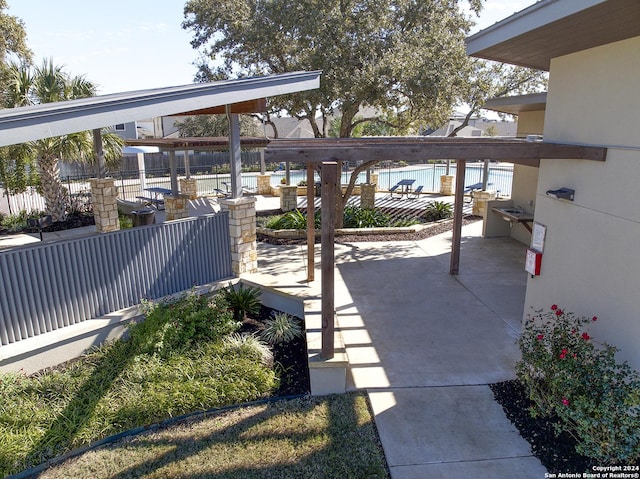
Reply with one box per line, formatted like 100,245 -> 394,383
265,138 -> 606,165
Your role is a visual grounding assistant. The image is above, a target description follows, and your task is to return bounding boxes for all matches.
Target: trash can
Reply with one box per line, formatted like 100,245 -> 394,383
315,181 -> 322,197
131,208 -> 156,227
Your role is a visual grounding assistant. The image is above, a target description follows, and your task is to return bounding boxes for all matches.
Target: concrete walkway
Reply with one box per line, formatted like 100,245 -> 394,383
257,221 -> 547,478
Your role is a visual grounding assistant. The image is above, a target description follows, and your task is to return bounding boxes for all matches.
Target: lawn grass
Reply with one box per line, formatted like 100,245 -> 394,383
0,290 -> 278,477
38,392 -> 388,479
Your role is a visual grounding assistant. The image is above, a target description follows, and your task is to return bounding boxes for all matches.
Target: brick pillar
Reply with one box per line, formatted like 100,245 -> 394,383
165,194 -> 189,221
370,173 -> 379,192
179,178 -> 198,200
440,175 -> 454,195
360,183 -> 376,209
280,185 -> 298,211
472,190 -> 497,216
221,196 -> 257,275
89,178 -> 119,233
257,174 -> 272,195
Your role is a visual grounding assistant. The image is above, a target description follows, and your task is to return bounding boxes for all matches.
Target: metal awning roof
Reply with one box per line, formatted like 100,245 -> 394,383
466,0 -> 640,71
0,71 -> 321,147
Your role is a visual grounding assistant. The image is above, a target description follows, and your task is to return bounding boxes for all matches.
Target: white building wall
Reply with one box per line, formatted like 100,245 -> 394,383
524,36 -> 640,369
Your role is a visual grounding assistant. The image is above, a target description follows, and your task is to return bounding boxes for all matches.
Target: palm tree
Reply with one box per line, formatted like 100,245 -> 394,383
4,59 -> 123,221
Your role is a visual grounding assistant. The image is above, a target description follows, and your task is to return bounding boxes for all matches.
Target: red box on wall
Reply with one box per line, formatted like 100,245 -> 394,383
525,248 -> 543,276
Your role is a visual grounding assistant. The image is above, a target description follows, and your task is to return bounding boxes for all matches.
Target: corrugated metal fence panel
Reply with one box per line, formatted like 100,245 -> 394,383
0,214 -> 232,346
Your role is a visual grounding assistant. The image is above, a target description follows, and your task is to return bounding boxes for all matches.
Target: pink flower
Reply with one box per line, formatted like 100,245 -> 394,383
592,316 -> 597,322
555,309 -> 563,316
536,334 -> 544,340
581,332 -> 591,340
559,348 -> 568,359
562,397 -> 570,406
551,304 -> 558,311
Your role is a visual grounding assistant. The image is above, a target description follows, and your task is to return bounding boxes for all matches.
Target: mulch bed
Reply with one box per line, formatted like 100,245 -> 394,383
490,379 -> 600,473
258,215 -> 482,245
241,306 -> 310,397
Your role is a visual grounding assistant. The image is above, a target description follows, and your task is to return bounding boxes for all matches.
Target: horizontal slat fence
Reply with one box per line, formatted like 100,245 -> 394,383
0,214 -> 232,346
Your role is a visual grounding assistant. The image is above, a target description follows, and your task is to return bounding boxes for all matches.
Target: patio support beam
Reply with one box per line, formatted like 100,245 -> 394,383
321,161 -> 337,359
307,162 -> 315,282
168,150 -> 178,195
450,160 -> 466,275
92,129 -> 105,179
265,138 -> 607,164
226,105 -> 242,198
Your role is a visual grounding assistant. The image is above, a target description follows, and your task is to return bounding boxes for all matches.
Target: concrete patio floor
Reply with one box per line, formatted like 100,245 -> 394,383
256,221 -> 548,477
2,193 -> 548,476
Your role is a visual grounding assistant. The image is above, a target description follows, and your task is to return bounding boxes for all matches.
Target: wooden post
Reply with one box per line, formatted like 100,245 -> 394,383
226,105 -> 242,198
184,150 -> 191,179
169,150 -> 179,195
92,129 -> 105,179
321,161 -> 337,359
307,162 -> 315,282
450,159 -> 466,275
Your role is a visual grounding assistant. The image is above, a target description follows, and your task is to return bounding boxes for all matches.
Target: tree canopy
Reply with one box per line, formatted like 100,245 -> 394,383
183,0 -> 483,138
175,114 -> 261,138
0,0 -> 31,106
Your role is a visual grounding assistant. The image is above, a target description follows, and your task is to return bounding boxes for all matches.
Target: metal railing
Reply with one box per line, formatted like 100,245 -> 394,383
0,214 -> 232,345
1,160 -> 514,216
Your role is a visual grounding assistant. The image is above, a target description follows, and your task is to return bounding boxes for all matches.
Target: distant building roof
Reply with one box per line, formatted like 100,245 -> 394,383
466,0 -> 640,70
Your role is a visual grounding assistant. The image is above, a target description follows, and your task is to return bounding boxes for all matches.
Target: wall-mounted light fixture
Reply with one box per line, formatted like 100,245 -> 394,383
545,187 -> 575,201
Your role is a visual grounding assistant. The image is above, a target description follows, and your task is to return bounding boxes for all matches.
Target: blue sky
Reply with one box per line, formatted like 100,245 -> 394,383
8,0 -> 534,95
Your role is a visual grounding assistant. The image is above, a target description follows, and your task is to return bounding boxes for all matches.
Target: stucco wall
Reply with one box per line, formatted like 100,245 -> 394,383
515,110 -> 545,139
524,36 -> 640,369
508,110 -> 544,244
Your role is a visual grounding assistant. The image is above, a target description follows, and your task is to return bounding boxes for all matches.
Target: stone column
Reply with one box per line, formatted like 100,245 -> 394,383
360,183 -> 376,209
257,174 -> 272,195
221,196 -> 257,275
179,178 -> 198,200
472,190 -> 497,217
165,194 -> 189,221
89,177 -> 119,233
280,185 -> 298,211
370,173 -> 379,192
440,175 -> 454,195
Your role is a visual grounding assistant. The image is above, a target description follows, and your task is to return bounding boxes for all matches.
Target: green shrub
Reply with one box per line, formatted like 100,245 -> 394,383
222,333 -> 273,367
516,306 -> 640,463
391,217 -> 421,227
222,282 -> 262,322
343,206 -> 391,228
423,200 -> 452,221
1,210 -> 42,232
265,209 -> 320,230
261,312 -> 304,345
130,289 -> 239,356
118,214 -> 132,229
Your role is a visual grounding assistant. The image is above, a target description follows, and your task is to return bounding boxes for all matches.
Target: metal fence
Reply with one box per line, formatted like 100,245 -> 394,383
0,214 -> 232,346
1,158 -> 514,216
